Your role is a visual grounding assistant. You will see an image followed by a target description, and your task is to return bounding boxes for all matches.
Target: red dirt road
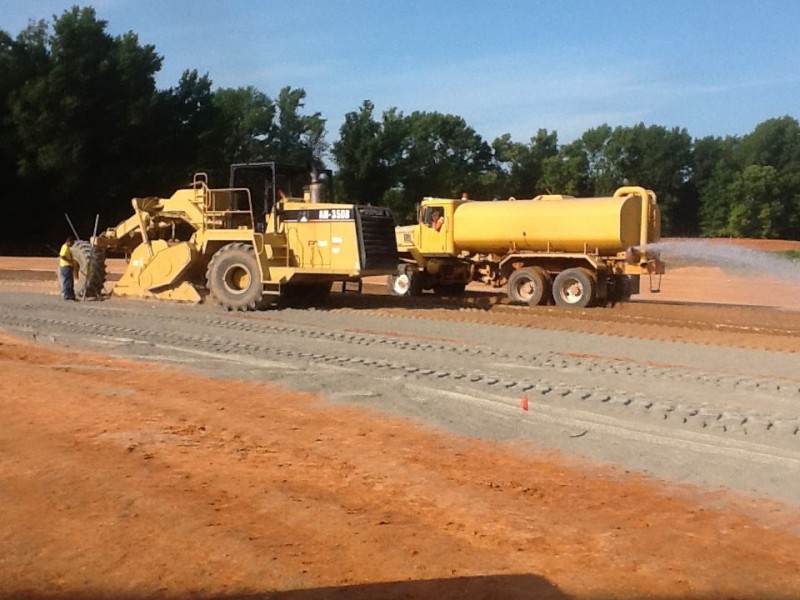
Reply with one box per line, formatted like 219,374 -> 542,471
2,333 -> 800,599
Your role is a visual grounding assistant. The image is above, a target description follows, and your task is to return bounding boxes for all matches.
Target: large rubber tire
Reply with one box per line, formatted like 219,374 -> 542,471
552,267 -> 596,308
387,269 -> 423,297
206,243 -> 264,311
56,240 -> 106,299
507,267 -> 550,306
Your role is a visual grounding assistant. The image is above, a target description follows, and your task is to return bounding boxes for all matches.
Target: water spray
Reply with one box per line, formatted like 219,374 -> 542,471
640,240 -> 800,283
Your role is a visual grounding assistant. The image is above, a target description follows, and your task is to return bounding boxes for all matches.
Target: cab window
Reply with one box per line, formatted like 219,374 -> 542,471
420,205 -> 445,230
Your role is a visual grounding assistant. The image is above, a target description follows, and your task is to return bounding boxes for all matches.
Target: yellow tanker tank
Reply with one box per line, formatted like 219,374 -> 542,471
452,191 -> 660,255
391,186 -> 664,307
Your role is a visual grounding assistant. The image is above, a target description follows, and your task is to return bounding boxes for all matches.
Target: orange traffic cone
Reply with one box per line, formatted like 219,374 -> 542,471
520,393 -> 529,411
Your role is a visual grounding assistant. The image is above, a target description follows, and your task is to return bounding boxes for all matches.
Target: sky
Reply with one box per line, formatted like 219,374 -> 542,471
2,0 -> 799,145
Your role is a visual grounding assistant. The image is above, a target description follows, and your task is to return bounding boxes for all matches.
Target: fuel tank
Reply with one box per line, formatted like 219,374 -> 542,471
452,191 -> 659,255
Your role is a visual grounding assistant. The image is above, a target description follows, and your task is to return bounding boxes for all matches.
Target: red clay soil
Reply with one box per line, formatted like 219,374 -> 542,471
2,333 -> 800,599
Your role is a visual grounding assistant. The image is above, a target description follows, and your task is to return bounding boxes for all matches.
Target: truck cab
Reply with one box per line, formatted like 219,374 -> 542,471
395,198 -> 469,258
391,197 -> 472,296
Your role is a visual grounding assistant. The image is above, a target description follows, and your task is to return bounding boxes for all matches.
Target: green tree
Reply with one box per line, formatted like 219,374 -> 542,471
492,129 -> 559,197
739,116 -> 800,171
696,136 -> 740,236
264,86 -> 327,166
9,7 -> 163,193
132,69 -> 218,191
539,139 -> 590,197
724,165 -> 785,238
698,117 -> 800,239
334,106 -> 495,222
0,8 -> 332,252
332,100 -> 404,205
604,124 -> 693,234
576,124 -> 616,195
0,22 -> 49,177
1,7 -> 167,249
202,85 -> 329,184
396,111 -> 495,221
212,86 -> 275,167
739,116 -> 800,238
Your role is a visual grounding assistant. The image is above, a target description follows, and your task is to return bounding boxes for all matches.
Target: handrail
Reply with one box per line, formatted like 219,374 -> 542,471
200,186 -> 256,230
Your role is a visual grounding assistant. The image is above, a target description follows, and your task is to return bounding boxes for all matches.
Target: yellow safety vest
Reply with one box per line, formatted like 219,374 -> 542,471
59,244 -> 74,268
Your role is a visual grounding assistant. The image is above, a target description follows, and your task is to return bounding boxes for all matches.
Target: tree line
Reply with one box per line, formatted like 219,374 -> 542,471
1,7 -> 798,254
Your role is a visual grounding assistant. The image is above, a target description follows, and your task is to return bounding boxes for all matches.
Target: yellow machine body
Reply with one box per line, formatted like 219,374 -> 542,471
112,239 -> 201,303
91,167 -> 397,309
263,202 -> 374,280
451,193 -> 660,254
405,187 -> 661,257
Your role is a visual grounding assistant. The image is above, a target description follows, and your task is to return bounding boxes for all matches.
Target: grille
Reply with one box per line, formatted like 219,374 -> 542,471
354,206 -> 398,273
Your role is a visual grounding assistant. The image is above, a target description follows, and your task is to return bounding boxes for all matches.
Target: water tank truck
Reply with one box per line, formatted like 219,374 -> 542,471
390,186 -> 665,308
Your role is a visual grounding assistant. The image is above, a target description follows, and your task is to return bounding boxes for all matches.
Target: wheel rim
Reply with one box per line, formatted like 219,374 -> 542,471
515,277 -> 536,303
223,264 -> 251,294
393,273 -> 410,295
558,277 -> 584,305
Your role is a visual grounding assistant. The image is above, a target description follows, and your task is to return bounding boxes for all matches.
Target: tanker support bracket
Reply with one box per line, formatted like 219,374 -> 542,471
649,273 -> 662,293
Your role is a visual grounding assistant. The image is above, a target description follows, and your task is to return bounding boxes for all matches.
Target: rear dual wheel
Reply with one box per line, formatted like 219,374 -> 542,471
552,267 -> 596,308
507,267 -> 551,306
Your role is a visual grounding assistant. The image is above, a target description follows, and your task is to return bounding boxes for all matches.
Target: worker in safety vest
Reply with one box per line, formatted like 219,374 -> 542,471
58,236 -> 77,301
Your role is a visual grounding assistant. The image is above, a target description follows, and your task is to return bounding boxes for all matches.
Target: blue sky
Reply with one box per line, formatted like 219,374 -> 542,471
2,1 -> 799,145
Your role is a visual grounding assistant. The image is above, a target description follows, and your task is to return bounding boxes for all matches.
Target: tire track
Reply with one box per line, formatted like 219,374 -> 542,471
1,306 -> 798,446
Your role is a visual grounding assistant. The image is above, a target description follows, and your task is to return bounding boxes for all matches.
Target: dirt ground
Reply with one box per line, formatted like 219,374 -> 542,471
3,333 -> 800,600
2,239 -> 800,599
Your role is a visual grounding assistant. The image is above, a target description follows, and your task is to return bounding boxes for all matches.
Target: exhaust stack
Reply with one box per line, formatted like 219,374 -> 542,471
308,164 -> 323,204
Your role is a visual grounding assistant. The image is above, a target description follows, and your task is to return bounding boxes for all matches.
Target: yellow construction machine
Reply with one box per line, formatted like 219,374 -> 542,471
391,186 -> 665,307
77,162 -> 397,309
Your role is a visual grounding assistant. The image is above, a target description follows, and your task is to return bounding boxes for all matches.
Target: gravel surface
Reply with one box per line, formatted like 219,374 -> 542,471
2,290 -> 799,506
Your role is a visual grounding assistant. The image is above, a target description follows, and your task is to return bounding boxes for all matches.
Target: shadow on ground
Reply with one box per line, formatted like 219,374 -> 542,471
4,574 -> 568,600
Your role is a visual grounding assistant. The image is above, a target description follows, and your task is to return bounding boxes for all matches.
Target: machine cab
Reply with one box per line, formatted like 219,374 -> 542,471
413,198 -> 467,255
229,162 -> 334,233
